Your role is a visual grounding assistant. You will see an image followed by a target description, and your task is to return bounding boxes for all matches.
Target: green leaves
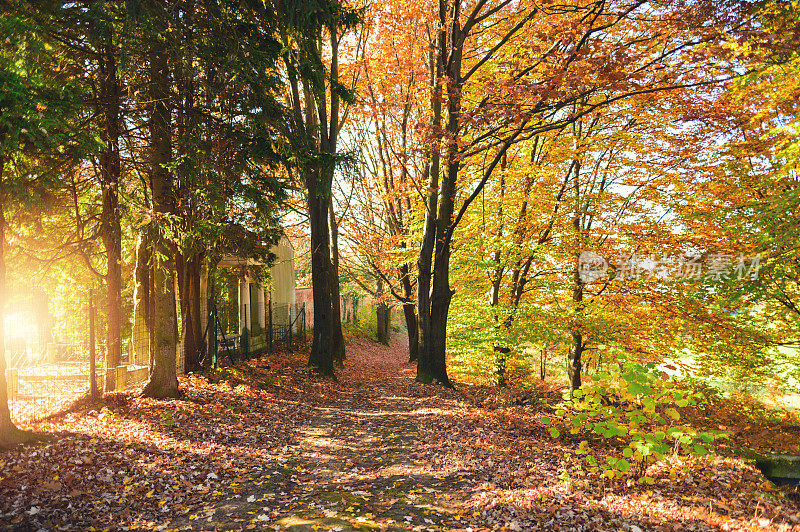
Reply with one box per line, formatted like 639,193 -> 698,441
540,362 -> 731,483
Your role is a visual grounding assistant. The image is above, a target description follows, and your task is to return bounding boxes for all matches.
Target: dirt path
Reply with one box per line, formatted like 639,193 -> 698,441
196,336 -> 478,531
272,389 -> 472,530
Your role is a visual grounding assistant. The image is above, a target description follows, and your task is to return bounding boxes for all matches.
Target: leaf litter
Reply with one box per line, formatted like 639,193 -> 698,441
0,334 -> 798,531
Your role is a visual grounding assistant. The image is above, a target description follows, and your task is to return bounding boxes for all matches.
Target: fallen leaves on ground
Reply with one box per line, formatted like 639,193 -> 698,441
1,335 -> 798,531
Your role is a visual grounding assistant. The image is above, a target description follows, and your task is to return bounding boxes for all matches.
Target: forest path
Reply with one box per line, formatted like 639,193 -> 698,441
261,335 -> 477,531
178,333 -> 478,532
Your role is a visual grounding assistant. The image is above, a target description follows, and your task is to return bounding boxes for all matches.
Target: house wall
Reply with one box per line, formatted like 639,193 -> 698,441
295,287 -> 313,325
269,235 -> 296,328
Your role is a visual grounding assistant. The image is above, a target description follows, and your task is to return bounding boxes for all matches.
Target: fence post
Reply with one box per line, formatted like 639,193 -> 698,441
116,365 -> 128,390
302,303 -> 306,341
213,304 -> 219,368
243,327 -> 249,360
89,288 -> 99,398
288,306 -> 293,352
268,299 -> 273,355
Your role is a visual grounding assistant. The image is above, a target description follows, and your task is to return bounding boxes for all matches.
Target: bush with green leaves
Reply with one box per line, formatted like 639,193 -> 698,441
540,362 -> 729,482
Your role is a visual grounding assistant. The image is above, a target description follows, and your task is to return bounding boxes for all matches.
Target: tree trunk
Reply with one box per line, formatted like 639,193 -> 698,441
540,348 -> 546,380
416,8 -> 445,384
397,262 -> 418,362
307,173 -> 334,376
376,303 -> 390,345
396,102 -> 417,363
148,256 -> 156,372
203,259 -> 217,370
295,15 -> 342,378
569,333 -> 584,392
401,299 -> 418,362
427,266 -> 452,386
422,75 -> 461,386
490,155 -> 508,386
177,253 -> 202,373
97,40 -> 123,393
329,200 -> 345,364
494,346 -> 511,387
416,0 -> 463,387
141,19 -> 179,399
569,260 -> 585,392
142,252 -> 180,398
569,154 -> 585,393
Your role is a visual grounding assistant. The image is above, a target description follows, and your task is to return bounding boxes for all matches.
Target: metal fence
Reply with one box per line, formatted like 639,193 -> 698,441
4,340 -> 146,424
6,342 -> 92,423
213,302 -> 306,365
5,293 -> 306,423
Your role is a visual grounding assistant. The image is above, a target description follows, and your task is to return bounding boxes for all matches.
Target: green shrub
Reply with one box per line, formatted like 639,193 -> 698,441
541,362 -> 729,482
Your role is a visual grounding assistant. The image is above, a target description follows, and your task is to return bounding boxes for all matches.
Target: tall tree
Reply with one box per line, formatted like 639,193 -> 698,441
343,3 -> 431,361
86,1 -> 125,392
168,1 -> 287,373
276,0 -> 362,376
139,0 -> 179,398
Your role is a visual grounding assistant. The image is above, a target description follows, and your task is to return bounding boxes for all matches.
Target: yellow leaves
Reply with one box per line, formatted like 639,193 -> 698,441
145,490 -> 154,498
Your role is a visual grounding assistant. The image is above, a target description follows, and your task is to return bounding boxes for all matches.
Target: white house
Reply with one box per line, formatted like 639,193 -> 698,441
199,235 -> 297,361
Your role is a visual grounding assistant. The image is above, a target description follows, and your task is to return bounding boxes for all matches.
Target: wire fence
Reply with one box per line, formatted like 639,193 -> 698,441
6,293 -> 306,424
4,340 -> 142,424
6,342 -> 93,423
